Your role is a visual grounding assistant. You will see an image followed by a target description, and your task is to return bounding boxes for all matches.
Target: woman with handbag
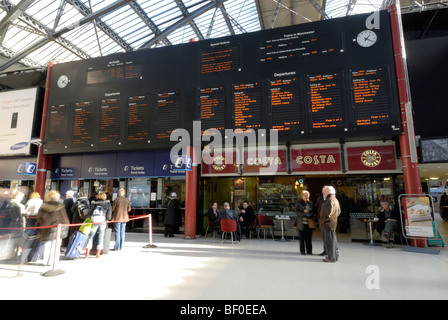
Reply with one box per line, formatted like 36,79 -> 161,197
295,190 -> 316,255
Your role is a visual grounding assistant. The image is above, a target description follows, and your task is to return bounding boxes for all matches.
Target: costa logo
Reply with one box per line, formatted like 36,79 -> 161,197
361,149 -> 381,167
212,156 -> 227,171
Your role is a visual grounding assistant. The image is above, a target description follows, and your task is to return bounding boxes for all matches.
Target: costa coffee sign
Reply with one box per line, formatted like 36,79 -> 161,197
202,150 -> 287,175
347,145 -> 396,171
291,148 -> 341,173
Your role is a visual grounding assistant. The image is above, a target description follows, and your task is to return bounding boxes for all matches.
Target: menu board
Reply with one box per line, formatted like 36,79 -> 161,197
127,95 -> 151,143
72,100 -> 96,146
233,82 -> 263,133
47,103 -> 70,147
269,77 -> 303,133
157,91 -> 181,140
201,44 -> 240,75
200,87 -> 225,135
352,68 -> 392,128
308,73 -> 345,131
99,97 -> 121,144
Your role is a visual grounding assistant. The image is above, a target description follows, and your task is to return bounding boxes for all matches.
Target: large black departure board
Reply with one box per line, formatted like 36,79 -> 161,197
44,10 -> 401,154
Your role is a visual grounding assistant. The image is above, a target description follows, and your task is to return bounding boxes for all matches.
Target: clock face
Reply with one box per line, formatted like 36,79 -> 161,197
356,30 -> 377,48
57,75 -> 69,88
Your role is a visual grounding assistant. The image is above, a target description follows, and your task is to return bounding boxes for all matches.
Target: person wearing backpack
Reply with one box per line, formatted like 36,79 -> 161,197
70,192 -> 90,235
85,192 -> 112,258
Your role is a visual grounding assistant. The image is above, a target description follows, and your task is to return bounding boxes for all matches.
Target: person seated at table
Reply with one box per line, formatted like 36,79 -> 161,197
240,200 -> 255,238
207,201 -> 220,229
377,200 -> 399,248
219,202 -> 241,241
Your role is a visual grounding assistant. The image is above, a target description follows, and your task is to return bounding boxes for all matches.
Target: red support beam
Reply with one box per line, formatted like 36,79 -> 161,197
388,5 -> 426,248
35,62 -> 54,197
184,145 -> 197,239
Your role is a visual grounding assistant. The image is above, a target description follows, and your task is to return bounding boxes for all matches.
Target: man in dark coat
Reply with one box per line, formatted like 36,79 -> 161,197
164,192 -> 181,237
240,200 -> 255,238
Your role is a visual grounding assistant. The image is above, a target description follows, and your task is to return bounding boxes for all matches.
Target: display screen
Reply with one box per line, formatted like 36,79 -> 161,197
72,100 -> 96,146
87,64 -> 142,85
201,44 -> 240,75
233,82 -> 263,133
156,91 -> 181,140
308,72 -> 345,131
44,10 -> 401,154
269,77 -> 303,133
126,95 -> 151,143
200,86 -> 225,135
47,103 -> 70,148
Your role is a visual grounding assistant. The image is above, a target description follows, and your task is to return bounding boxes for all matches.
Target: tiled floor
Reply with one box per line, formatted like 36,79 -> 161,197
1,216 -> 447,300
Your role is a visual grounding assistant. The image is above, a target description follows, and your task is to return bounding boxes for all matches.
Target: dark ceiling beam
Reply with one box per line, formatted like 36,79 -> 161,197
0,0 -> 132,71
174,0 -> 205,40
65,0 -> 133,52
129,0 -> 172,46
139,0 -> 228,49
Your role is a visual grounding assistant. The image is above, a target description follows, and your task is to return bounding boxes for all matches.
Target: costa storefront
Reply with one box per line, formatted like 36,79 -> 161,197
199,141 -> 403,234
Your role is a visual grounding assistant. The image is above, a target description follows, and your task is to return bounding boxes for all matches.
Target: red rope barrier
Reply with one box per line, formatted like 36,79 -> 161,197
0,214 -> 152,230
0,214 -> 155,272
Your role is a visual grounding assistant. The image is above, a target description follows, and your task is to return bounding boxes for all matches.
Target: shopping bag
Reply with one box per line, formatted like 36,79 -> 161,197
79,218 -> 92,235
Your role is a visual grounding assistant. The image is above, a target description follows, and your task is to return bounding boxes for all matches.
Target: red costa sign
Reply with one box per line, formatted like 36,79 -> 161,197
347,145 -> 396,171
201,150 -> 287,175
291,148 -> 341,172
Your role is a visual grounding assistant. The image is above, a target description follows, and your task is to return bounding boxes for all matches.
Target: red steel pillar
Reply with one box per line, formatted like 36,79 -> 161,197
184,145 -> 198,239
389,5 -> 426,247
35,62 -> 54,198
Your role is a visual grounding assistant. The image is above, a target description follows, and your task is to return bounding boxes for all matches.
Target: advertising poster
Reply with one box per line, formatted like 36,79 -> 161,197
403,196 -> 434,238
0,88 -> 38,156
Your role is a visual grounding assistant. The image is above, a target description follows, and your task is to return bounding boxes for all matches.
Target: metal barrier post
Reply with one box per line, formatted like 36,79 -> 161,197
144,214 -> 157,248
42,224 -> 65,277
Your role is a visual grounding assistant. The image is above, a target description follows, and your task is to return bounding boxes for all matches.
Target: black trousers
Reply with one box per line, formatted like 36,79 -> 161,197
299,226 -> 314,254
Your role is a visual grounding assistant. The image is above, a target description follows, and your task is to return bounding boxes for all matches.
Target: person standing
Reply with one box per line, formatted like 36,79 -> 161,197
295,190 -> 315,255
164,192 -> 182,237
8,190 -> 26,234
240,200 -> 255,238
37,191 -> 70,266
319,185 -> 340,263
112,188 -> 131,250
24,192 -> 43,228
86,192 -> 112,258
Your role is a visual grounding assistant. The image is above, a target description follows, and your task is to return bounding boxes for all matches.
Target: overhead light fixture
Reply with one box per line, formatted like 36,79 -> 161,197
430,177 -> 439,180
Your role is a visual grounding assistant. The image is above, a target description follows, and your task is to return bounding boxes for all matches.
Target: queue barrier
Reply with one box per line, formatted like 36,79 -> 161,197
0,214 -> 155,274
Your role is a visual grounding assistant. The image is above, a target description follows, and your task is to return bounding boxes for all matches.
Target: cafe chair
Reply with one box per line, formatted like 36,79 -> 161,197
220,219 -> 237,244
205,216 -> 220,240
256,215 -> 274,240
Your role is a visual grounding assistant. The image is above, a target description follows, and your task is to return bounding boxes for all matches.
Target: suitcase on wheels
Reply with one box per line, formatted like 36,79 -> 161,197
65,230 -> 88,259
92,227 -> 112,255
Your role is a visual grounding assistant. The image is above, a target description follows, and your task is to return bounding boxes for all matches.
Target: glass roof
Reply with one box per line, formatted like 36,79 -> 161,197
0,0 -> 421,71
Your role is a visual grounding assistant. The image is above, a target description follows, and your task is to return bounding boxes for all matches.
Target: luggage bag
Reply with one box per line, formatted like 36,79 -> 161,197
65,230 -> 88,259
